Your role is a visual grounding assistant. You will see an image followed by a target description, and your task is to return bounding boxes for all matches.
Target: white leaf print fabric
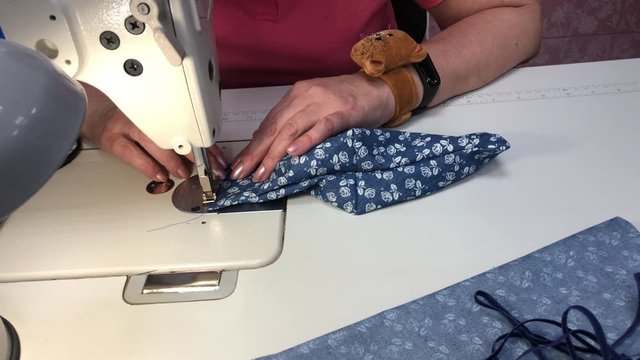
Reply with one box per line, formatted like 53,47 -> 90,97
209,129 -> 510,214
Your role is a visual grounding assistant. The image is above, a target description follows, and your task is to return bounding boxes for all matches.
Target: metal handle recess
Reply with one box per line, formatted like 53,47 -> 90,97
123,270 -> 238,304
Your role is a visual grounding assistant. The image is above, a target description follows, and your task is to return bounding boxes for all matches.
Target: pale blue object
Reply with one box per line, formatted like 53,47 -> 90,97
260,217 -> 640,359
0,40 -> 86,219
0,39 -> 85,360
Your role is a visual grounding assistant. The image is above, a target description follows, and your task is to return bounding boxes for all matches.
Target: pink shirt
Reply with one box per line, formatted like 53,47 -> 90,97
213,0 -> 443,88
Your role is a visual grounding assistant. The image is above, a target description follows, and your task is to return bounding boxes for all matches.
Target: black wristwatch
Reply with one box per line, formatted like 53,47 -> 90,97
412,53 -> 440,112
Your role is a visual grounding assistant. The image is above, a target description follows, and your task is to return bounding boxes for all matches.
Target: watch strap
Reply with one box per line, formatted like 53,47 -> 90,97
412,53 -> 441,112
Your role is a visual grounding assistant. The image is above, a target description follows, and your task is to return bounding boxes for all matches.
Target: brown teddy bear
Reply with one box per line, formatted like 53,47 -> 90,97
351,29 -> 428,77
351,29 -> 428,126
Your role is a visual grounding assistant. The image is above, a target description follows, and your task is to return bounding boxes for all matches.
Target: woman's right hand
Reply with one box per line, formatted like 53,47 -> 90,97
80,83 -> 228,182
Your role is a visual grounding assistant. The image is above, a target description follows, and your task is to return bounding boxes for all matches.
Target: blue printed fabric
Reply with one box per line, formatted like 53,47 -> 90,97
209,129 -> 510,214
259,217 -> 640,359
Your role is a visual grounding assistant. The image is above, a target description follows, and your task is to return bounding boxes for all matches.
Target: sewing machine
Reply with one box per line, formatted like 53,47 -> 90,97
2,0 -> 221,201
0,0 -> 285,308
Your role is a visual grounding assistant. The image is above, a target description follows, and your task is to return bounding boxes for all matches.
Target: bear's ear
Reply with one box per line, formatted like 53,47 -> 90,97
363,60 -> 385,77
409,44 -> 428,63
350,47 -> 365,64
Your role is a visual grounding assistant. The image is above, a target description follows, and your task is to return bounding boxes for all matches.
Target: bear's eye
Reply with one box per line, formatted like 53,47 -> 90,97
388,33 -> 394,37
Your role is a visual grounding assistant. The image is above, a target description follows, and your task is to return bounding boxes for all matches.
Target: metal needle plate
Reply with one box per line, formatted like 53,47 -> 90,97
172,176 -> 286,214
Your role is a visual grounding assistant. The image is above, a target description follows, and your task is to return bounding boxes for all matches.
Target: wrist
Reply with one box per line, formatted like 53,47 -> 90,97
353,72 -> 396,126
350,29 -> 430,127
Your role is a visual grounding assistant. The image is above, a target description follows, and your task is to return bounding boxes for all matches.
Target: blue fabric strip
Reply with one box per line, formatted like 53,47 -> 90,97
0,26 -> 5,39
209,129 -> 510,214
259,217 -> 640,359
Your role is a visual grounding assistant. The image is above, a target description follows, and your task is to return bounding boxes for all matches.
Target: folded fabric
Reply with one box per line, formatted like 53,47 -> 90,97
209,128 -> 510,215
259,217 -> 640,359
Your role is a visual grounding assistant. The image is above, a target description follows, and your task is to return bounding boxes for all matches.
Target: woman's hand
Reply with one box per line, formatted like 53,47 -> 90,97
229,72 -> 395,182
80,83 -> 227,182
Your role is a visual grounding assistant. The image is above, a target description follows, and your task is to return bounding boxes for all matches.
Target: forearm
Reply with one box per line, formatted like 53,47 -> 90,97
79,82 -> 118,140
414,0 -> 541,107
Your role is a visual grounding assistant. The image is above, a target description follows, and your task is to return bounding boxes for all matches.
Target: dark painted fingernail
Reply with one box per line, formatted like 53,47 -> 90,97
230,164 -> 244,180
155,172 -> 168,182
216,155 -> 227,168
231,157 -> 241,169
253,165 -> 266,182
214,168 -> 227,179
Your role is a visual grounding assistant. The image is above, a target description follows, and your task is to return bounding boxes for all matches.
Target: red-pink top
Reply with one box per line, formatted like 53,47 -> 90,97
213,0 -> 443,88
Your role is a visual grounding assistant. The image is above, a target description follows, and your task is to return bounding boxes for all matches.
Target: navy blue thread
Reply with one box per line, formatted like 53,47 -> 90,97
476,273 -> 640,359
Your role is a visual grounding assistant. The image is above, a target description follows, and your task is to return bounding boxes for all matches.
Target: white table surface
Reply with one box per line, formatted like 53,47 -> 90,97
1,59 -> 639,360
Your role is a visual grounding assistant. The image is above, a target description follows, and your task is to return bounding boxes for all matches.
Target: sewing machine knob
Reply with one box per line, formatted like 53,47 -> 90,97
130,0 -> 185,66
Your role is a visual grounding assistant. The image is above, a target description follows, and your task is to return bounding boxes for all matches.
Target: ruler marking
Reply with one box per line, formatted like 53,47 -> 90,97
442,81 -> 640,107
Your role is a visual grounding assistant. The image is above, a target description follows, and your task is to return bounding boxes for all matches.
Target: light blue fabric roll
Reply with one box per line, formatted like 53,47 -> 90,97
259,217 -> 640,359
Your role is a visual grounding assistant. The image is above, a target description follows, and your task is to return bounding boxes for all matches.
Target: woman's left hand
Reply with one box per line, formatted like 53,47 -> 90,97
229,72 -> 396,182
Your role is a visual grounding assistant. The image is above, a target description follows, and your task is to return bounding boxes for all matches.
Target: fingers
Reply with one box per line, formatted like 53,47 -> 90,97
250,112 -> 351,182
229,123 -> 274,180
82,91 -> 225,182
110,136 -> 169,182
229,95 -> 295,180
128,124 -> 192,179
287,112 -> 351,156
91,109 -> 176,182
251,108 -> 316,182
207,146 -> 229,178
229,74 -> 394,183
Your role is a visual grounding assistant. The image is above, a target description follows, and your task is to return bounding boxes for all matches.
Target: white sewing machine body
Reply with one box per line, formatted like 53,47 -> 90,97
0,0 -> 286,304
0,146 -> 286,304
0,0 -> 218,153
